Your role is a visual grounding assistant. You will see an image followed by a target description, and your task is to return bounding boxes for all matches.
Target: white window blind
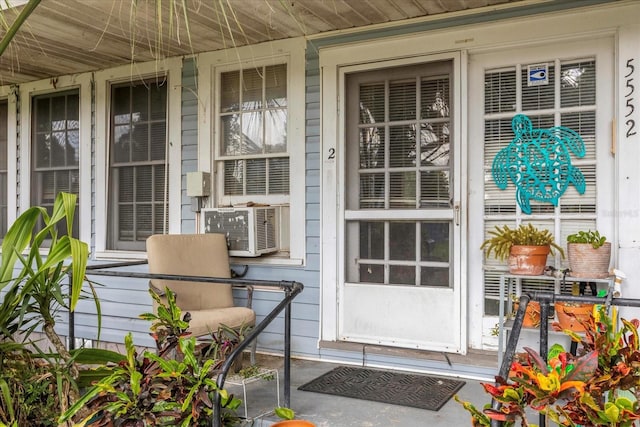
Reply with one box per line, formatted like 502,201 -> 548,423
483,59 -> 598,315
108,79 -> 167,250
31,90 -> 80,237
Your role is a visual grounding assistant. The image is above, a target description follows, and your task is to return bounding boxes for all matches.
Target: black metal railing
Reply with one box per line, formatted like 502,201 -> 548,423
494,292 -> 640,427
73,261 -> 304,427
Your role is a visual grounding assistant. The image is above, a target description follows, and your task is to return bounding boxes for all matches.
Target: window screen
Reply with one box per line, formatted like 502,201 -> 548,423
108,79 -> 167,250
345,60 -> 454,288
31,91 -> 80,237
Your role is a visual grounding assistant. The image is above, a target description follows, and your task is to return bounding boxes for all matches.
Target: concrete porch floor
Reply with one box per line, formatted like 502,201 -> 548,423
228,354 -> 494,427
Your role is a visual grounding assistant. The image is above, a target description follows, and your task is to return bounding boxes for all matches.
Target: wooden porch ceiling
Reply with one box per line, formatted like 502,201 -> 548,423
0,0 -> 592,86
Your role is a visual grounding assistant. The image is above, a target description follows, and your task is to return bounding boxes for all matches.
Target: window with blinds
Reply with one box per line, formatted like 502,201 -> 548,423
108,79 -> 168,250
31,91 -> 80,237
483,59 -> 598,315
0,100 -> 7,237
218,64 -> 289,196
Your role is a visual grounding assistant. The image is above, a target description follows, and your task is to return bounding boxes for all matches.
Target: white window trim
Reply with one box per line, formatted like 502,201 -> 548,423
18,74 -> 92,245
0,86 -> 17,228
94,58 -> 182,258
197,38 -> 306,264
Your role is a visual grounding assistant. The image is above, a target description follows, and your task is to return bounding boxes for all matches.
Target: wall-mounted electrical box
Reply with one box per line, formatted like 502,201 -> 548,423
186,171 -> 211,197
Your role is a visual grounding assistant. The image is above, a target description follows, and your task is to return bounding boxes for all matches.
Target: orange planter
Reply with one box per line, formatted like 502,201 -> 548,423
508,245 -> 550,275
514,301 -> 541,328
555,302 -> 594,332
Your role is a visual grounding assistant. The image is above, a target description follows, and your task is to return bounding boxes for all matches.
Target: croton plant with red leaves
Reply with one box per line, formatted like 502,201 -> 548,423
456,307 -> 640,426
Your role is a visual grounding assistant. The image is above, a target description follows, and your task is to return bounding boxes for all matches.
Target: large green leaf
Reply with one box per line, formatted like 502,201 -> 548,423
69,237 -> 89,311
0,378 -> 15,421
71,348 -> 127,365
77,367 -> 119,389
0,207 -> 43,285
60,192 -> 77,238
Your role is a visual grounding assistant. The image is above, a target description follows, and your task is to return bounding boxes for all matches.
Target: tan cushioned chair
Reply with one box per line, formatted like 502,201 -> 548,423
146,233 -> 256,338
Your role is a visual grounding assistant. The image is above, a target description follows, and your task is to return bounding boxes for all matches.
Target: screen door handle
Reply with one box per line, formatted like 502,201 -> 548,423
454,203 -> 460,226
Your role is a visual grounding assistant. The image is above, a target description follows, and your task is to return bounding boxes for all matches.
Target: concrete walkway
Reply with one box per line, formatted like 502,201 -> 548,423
228,356 -> 493,427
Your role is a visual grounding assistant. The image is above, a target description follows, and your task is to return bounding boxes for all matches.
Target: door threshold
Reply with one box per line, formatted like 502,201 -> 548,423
319,340 -> 498,370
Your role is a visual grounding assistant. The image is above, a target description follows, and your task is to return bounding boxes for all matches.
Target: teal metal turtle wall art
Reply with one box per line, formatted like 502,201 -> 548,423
492,114 -> 586,214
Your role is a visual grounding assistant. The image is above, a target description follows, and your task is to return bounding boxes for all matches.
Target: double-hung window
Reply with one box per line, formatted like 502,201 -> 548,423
31,90 -> 80,236
107,79 -> 168,251
199,39 -> 305,262
218,64 -> 289,199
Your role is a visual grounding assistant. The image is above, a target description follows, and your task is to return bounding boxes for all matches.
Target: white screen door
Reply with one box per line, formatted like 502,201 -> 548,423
338,56 -> 463,352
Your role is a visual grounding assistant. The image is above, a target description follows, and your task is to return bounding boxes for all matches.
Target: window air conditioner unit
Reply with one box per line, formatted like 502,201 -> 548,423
202,207 -> 279,257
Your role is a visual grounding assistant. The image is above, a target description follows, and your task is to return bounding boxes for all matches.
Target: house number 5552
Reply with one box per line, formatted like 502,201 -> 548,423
625,58 -> 637,138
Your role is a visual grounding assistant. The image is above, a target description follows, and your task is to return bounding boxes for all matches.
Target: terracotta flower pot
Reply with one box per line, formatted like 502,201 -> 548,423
555,302 -> 594,332
514,301 -> 541,328
271,421 -> 316,427
567,242 -> 611,278
508,245 -> 550,275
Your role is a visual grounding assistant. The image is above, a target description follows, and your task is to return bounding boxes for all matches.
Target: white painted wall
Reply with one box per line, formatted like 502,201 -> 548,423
616,23 -> 640,321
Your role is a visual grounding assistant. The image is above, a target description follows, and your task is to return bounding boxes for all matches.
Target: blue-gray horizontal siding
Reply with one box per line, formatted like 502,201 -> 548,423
68,55 -> 323,354
181,58 -> 198,234
73,267 -> 156,347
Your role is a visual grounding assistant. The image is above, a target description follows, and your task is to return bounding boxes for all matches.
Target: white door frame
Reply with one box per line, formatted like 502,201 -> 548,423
320,46 -> 468,352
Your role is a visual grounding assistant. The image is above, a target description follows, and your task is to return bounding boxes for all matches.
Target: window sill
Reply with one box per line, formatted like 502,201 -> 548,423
94,251 -> 148,261
230,253 -> 303,267
94,250 -> 303,267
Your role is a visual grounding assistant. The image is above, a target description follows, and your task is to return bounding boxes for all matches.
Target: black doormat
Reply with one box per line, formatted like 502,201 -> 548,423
298,366 -> 465,411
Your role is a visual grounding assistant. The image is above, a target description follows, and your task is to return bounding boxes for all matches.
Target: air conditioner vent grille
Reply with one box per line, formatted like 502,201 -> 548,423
256,208 -> 277,251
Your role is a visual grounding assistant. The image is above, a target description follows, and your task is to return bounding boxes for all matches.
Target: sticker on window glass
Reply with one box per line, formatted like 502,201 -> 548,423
527,63 -> 548,86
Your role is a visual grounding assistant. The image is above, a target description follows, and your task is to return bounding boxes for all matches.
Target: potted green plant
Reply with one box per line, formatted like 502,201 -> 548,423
60,287 -> 243,427
456,307 -> 640,426
567,230 -> 611,278
0,192 -> 118,426
481,224 -> 564,275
